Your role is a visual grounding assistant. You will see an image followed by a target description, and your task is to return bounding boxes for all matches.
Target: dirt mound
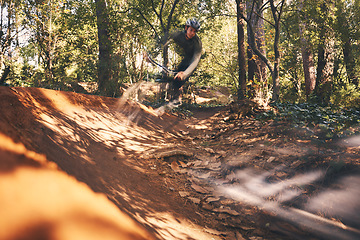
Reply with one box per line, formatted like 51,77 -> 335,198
0,134 -> 154,240
0,86 -> 222,239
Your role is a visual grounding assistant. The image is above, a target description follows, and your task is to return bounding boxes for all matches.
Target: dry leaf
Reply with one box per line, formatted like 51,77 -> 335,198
267,156 -> 276,163
158,171 -> 166,176
197,172 -> 211,179
187,197 -> 201,204
194,154 -> 208,162
217,150 -> 227,156
171,161 -> 180,172
235,231 -> 246,240
220,199 -> 235,205
206,197 -> 220,203
201,203 -> 213,211
225,209 -> 240,216
213,206 -> 240,216
275,171 -> 287,178
204,148 -> 215,154
186,162 -> 195,167
239,226 -> 255,230
207,162 -> 221,170
179,191 -> 190,197
179,161 -> 187,168
191,184 -> 209,194
204,186 -> 215,192
204,227 -> 225,236
192,160 -> 203,166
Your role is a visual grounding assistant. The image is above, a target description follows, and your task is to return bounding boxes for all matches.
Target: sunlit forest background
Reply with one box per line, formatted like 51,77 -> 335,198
1,0 -> 359,108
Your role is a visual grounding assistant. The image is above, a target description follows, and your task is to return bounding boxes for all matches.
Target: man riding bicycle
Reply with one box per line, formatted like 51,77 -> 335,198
147,18 -> 202,104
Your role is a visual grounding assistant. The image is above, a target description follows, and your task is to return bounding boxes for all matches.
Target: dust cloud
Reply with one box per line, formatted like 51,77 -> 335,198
118,81 -> 180,118
215,167 -> 360,240
304,174 -> 360,229
342,135 -> 360,147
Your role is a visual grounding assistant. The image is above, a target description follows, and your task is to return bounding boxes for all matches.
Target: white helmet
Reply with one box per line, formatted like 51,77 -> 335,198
185,18 -> 200,31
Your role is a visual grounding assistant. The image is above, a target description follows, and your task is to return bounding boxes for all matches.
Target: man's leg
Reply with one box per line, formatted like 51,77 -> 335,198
171,61 -> 190,103
170,78 -> 188,103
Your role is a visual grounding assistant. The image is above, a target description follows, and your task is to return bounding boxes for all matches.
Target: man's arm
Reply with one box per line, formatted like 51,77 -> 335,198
180,50 -> 201,80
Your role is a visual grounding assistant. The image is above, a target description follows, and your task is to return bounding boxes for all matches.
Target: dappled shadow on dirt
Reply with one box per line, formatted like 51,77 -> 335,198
0,133 -> 154,240
173,106 -> 360,239
0,86 -> 222,239
0,86 -> 359,240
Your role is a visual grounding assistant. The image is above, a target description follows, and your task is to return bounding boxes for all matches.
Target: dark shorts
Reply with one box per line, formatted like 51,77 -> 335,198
173,60 -> 191,90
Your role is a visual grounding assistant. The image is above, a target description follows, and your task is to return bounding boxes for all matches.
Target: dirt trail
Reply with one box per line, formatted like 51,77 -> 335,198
0,86 -> 359,240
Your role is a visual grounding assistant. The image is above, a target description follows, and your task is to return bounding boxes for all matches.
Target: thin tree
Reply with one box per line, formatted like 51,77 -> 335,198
246,0 -> 267,100
236,0 -> 247,100
0,0 -> 13,84
335,0 -> 359,87
298,0 -> 316,98
269,0 -> 285,101
23,0 -> 62,86
242,0 -> 286,102
95,0 -> 115,96
314,2 -> 335,104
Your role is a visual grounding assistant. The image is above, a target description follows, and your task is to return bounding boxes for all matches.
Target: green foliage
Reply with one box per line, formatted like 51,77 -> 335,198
12,0 -> 99,89
57,1 -> 98,83
0,0 -> 358,105
277,0 -> 360,106
332,81 -> 360,108
257,102 -> 360,139
199,15 -> 238,91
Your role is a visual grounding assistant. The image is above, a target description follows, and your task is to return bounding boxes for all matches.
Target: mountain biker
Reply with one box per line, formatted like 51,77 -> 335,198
163,18 -> 202,103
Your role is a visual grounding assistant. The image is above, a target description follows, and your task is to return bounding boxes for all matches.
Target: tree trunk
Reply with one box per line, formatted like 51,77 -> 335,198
342,34 -> 359,87
246,0 -> 267,99
335,0 -> 359,87
256,15 -> 267,92
301,43 -> 316,98
236,0 -> 247,100
0,65 -> 10,85
298,0 -> 316,98
95,0 -> 116,97
314,3 -> 335,104
46,2 -> 53,83
270,0 -> 285,102
315,37 -> 335,104
162,0 -> 179,68
239,0 -> 285,102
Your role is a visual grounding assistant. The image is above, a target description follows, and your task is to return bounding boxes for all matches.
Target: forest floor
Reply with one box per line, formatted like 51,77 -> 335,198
0,85 -> 359,240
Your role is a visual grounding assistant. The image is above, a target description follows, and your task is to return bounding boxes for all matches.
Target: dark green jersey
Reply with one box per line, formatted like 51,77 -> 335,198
168,30 -> 202,79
